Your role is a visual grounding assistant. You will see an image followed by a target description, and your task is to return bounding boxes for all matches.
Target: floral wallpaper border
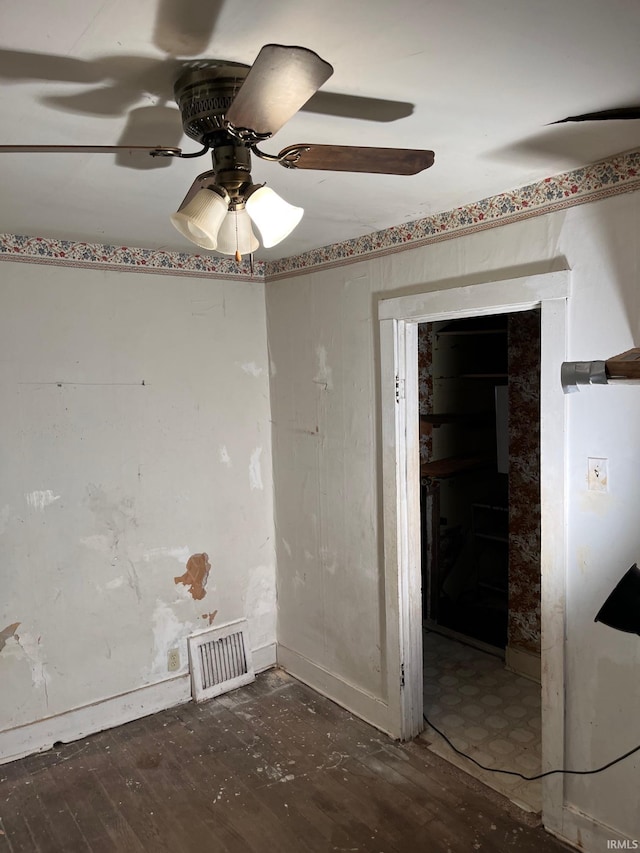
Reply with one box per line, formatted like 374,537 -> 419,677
267,148 -> 640,280
2,148 -> 640,281
0,234 -> 265,282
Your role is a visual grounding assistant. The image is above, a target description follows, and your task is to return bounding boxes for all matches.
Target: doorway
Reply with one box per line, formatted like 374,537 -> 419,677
420,309 -> 542,669
419,308 -> 543,810
378,271 -> 569,833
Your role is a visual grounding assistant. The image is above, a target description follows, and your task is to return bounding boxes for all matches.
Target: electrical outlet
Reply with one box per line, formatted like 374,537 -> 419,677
588,457 -> 608,492
167,647 -> 180,672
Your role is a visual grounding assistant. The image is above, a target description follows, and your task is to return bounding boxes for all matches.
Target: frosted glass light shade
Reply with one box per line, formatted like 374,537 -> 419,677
246,186 -> 303,247
216,209 -> 260,256
170,188 -> 229,249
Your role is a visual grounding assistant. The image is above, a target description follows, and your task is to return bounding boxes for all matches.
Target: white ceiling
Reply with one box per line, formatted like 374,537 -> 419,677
1,0 -> 640,261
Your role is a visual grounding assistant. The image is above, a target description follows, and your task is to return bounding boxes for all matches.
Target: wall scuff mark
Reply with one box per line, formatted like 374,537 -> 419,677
174,553 -> 211,600
0,622 -> 20,654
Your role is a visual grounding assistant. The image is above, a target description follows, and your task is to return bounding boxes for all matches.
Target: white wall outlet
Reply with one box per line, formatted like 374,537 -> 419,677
587,457 -> 608,492
167,647 -> 180,672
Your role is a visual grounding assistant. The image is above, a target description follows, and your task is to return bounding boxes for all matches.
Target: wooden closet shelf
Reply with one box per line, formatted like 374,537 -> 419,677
421,455 -> 494,479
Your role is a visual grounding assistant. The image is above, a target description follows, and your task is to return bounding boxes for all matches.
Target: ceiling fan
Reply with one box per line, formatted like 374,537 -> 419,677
0,44 -> 435,260
553,107 -> 640,123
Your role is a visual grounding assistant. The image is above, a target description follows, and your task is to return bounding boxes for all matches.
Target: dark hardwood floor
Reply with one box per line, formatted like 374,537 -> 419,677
0,670 -> 571,852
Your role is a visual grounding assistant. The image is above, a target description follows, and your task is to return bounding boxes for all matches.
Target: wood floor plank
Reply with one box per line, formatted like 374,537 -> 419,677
0,671 -> 572,853
138,705 -> 311,853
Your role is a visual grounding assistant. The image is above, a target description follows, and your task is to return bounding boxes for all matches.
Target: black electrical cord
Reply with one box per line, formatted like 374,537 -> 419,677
424,715 -> 640,780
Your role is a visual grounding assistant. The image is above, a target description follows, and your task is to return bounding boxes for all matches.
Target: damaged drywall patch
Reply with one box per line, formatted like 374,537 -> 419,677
219,445 -> 232,468
26,490 -> 61,510
239,362 -> 264,377
150,601 -> 200,678
15,631 -> 50,690
174,553 -> 211,600
0,622 -> 20,654
313,346 -> 333,391
320,546 -> 337,575
143,546 -> 191,564
249,447 -> 263,491
245,564 -> 276,646
80,534 -> 111,552
201,610 -> 218,625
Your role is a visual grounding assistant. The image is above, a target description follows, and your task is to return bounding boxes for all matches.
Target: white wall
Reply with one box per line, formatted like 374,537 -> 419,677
267,191 -> 640,842
0,262 -> 275,744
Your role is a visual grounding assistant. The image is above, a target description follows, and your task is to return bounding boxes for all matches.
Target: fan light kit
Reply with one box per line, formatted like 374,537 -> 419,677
0,44 -> 437,260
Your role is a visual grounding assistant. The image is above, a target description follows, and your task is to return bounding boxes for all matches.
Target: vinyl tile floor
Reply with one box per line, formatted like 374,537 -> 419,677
420,630 -> 542,813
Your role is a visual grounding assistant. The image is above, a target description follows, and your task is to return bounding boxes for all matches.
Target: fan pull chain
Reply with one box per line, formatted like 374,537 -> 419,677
234,209 -> 242,263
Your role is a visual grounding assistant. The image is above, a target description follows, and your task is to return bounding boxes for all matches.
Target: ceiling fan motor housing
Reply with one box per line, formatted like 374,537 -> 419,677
211,144 -> 253,202
174,62 -> 249,146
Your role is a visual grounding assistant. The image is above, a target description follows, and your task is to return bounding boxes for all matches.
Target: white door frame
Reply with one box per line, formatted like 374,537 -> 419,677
379,270 -> 569,832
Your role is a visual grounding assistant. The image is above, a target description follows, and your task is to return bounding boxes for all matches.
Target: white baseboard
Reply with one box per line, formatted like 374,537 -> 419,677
277,643 -> 390,735
0,674 -> 191,766
547,803 -> 640,851
252,641 -> 277,673
505,645 -> 541,683
0,642 -> 277,766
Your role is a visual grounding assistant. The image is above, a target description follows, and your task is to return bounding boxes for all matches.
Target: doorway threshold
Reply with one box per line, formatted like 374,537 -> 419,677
423,619 -> 504,660
422,630 -> 542,814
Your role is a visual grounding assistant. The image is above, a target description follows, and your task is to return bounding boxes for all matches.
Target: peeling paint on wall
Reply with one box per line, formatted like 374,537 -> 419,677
219,445 -> 232,468
313,346 -> 333,391
174,553 -> 211,600
26,490 -> 61,511
249,448 -> 263,491
0,622 -> 20,654
201,610 -> 218,625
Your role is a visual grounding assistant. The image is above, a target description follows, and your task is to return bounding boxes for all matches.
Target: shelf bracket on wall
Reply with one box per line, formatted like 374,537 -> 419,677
561,348 -> 640,393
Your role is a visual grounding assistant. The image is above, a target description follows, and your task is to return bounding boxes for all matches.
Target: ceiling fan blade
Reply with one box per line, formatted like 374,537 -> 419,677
153,0 -> 223,56
553,107 -> 640,123
0,145 -> 181,155
278,144 -> 435,175
303,91 -> 414,123
226,44 -> 333,136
